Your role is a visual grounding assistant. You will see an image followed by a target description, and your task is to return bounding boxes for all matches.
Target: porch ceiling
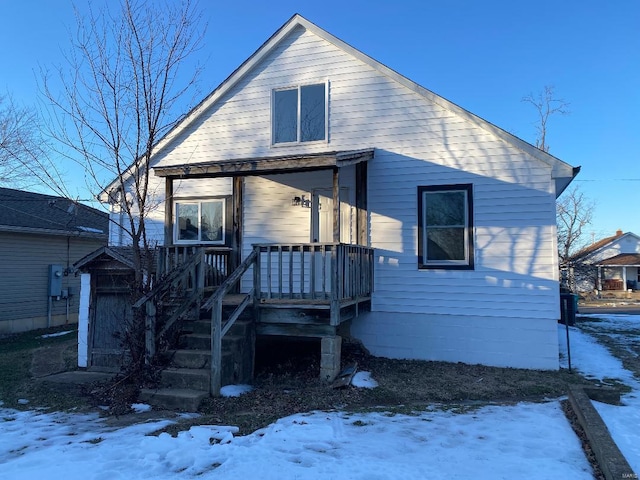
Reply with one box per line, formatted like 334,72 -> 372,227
153,148 -> 375,179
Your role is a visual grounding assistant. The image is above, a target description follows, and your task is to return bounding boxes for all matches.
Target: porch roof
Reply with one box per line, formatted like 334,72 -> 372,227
153,148 -> 375,179
596,254 -> 640,267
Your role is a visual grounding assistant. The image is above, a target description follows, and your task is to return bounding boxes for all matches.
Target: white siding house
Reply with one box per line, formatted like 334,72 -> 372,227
103,15 -> 578,370
566,230 -> 640,293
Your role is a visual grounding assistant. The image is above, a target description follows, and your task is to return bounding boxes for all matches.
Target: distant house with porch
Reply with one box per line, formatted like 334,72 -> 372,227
0,187 -> 108,334
566,230 -> 640,295
79,14 -> 578,405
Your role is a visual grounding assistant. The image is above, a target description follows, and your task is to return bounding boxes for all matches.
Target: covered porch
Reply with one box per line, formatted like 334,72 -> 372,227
596,254 -> 640,293
147,149 -> 375,392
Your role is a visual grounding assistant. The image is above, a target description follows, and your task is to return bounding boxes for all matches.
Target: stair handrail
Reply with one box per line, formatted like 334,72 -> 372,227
133,249 -> 204,309
135,249 -> 205,364
206,247 -> 259,395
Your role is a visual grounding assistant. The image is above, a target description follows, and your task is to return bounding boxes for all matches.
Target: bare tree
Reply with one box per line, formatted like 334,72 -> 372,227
0,94 -> 68,194
41,0 -> 205,294
522,85 -> 570,153
557,185 -> 595,263
557,185 -> 597,293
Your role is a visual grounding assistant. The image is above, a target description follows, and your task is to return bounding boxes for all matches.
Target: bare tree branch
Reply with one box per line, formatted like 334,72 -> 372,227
557,185 -> 595,263
0,94 -> 72,197
522,85 -> 570,153
40,0 -> 205,294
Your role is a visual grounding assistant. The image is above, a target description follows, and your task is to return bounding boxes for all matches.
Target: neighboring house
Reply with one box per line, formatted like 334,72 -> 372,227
565,230 -> 640,294
97,14 -> 578,373
0,187 -> 108,334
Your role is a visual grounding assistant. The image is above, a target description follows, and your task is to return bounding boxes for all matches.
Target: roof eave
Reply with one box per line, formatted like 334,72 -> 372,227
0,225 -> 108,239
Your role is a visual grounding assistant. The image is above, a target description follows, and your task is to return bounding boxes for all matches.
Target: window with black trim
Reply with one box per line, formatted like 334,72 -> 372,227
418,184 -> 474,269
174,199 -> 225,244
272,83 -> 326,144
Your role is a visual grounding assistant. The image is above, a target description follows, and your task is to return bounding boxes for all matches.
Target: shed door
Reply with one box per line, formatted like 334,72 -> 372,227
89,273 -> 134,370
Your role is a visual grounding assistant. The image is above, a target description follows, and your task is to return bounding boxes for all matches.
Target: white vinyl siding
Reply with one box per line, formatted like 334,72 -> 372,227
139,24 -> 562,369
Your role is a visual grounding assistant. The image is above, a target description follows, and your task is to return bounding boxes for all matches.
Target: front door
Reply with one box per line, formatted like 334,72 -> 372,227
311,188 -> 350,243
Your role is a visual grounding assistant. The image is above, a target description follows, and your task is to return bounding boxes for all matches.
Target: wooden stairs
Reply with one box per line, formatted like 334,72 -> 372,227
139,304 -> 255,411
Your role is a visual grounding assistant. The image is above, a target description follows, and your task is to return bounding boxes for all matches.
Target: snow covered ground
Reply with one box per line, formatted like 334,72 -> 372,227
559,314 -> 640,475
0,315 -> 638,479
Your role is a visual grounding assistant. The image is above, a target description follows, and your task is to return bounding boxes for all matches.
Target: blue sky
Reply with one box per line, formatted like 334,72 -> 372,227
1,0 -> 638,241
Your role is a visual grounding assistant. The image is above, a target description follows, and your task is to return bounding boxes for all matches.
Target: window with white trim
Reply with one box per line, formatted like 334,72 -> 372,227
418,184 -> 474,269
174,199 -> 225,244
272,83 -> 327,144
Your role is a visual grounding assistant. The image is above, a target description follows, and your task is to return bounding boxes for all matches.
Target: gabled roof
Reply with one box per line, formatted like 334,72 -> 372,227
0,187 -> 108,238
74,245 -> 157,272
570,230 -> 639,262
101,13 -> 578,201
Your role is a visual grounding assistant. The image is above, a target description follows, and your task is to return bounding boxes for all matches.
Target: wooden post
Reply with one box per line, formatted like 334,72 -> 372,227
164,177 -> 174,247
210,297 -> 222,396
355,161 -> 368,246
145,300 -> 156,365
232,177 -> 243,272
330,245 -> 339,326
332,167 -> 340,243
253,245 -> 261,323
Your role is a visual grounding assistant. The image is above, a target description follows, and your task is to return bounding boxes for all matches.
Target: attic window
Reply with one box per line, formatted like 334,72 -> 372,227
272,83 -> 327,144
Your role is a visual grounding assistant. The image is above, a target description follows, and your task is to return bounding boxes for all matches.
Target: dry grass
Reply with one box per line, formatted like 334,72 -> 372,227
161,337 -> 597,436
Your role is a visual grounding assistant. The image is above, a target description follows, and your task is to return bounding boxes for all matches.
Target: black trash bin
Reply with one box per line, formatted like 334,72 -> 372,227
559,293 -> 578,326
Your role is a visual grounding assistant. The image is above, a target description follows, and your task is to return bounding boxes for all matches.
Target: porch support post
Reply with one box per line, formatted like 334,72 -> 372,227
332,167 -> 340,243
320,335 -> 342,381
232,177 -> 244,271
355,161 -> 368,246
597,266 -> 602,292
623,267 -> 628,292
164,177 -> 174,247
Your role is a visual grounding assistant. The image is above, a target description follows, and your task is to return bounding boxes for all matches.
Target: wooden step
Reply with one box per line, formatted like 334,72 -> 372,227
139,387 -> 207,411
168,349 -> 234,369
182,318 -> 253,337
162,367 -> 210,390
180,333 -> 245,351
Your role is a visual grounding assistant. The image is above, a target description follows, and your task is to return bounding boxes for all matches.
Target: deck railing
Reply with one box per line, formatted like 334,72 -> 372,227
146,243 -> 373,393
158,246 -> 232,290
253,243 -> 374,302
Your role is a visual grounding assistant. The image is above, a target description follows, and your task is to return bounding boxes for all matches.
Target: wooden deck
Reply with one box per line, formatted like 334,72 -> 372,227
222,292 -> 371,337
146,243 -> 374,393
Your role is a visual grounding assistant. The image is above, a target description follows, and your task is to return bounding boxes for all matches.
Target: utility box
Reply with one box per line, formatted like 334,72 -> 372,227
48,264 -> 64,297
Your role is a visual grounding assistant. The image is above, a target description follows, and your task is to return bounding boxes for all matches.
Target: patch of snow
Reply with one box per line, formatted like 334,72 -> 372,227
40,330 -> 74,339
0,402 -> 593,479
131,403 -> 152,413
351,371 -> 378,388
220,384 -> 253,397
17,399 -> 29,405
